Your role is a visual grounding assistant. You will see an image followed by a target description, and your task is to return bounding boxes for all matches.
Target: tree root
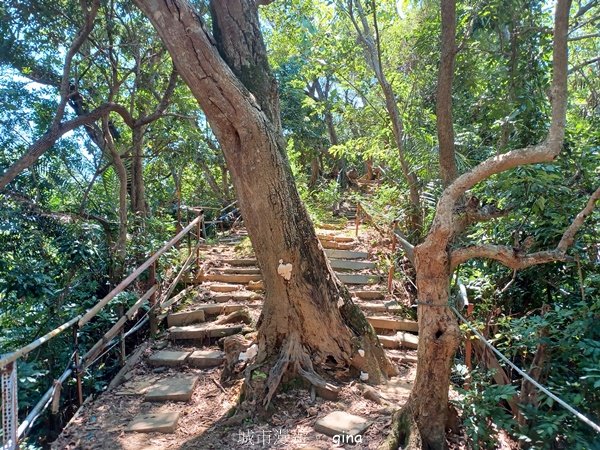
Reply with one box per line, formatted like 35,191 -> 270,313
261,332 -> 340,406
379,402 -> 422,450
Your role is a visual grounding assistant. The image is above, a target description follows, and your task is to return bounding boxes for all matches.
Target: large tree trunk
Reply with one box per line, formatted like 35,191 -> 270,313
134,0 -> 394,405
103,118 -> 128,284
410,241 -> 461,448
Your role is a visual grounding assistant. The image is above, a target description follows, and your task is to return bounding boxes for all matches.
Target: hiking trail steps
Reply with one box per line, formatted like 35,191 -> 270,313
52,221 -> 418,446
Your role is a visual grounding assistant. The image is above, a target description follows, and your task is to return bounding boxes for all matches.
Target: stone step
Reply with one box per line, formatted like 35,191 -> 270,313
329,259 -> 376,271
314,410 -> 370,439
127,411 -> 180,433
367,317 -> 418,333
337,273 -> 379,285
318,234 -> 355,243
221,267 -> 261,275
212,291 -> 261,303
223,258 -> 258,266
167,310 -> 206,327
145,374 -> 198,402
169,323 -> 244,340
192,303 -> 247,315
320,240 -> 356,250
352,290 -> 385,300
188,350 -> 225,368
377,332 -> 418,350
209,283 -> 241,292
318,223 -> 345,231
147,350 -> 191,367
246,280 -> 264,291
358,302 -> 402,314
202,273 -> 262,284
325,249 -> 369,260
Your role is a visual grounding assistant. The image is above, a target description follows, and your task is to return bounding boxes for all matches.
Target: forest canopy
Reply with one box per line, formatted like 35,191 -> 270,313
0,0 -> 598,448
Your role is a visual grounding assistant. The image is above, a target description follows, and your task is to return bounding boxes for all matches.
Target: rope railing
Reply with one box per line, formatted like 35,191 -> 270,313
1,213 -> 204,450
450,289 -> 600,435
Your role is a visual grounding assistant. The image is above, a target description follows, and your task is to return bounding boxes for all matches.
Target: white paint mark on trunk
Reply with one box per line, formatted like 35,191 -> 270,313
277,259 -> 292,281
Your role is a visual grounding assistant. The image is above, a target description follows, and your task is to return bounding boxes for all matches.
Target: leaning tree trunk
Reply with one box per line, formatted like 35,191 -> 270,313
134,0 -> 395,406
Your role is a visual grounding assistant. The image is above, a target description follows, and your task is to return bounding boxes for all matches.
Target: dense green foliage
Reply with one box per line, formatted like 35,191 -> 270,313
0,0 -> 598,447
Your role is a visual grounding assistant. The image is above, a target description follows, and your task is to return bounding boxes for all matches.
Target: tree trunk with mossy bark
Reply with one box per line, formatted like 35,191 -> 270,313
133,0 -> 395,408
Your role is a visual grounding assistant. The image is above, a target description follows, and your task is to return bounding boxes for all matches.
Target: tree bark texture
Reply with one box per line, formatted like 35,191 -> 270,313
133,0 -> 394,405
436,0 -> 458,187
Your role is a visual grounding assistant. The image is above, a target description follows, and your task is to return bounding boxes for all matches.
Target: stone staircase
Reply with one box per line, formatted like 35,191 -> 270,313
106,225 -> 418,436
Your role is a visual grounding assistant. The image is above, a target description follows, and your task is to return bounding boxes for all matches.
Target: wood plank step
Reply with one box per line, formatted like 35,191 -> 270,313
213,291 -> 261,303
202,273 -> 262,284
367,317 -> 418,333
127,411 -> 180,433
145,374 -> 198,402
321,240 -> 356,250
147,350 -> 191,367
169,323 -> 244,340
329,259 -> 376,271
223,258 -> 258,266
337,273 -> 379,285
352,290 -> 385,300
167,310 -> 206,327
221,267 -> 261,275
325,249 -> 369,260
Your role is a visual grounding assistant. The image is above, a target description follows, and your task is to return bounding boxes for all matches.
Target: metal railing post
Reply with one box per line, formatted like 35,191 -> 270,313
355,203 -> 361,237
1,360 -> 18,450
72,326 -> 83,406
149,261 -> 158,337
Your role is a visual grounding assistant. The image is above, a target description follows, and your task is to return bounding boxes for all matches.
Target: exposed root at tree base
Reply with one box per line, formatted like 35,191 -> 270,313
238,333 -> 341,413
379,401 -> 422,450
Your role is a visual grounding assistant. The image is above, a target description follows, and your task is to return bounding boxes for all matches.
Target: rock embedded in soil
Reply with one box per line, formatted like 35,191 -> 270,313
147,350 -> 191,367
314,410 -> 371,438
127,411 -> 181,433
145,374 -> 198,402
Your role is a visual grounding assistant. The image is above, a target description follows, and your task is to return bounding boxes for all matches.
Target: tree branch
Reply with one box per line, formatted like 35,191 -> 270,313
0,102 -> 133,190
569,55 -> 600,74
136,65 -> 178,126
52,0 -> 101,129
454,204 -> 511,234
450,185 -> 600,270
430,0 -> 571,242
574,0 -> 598,18
568,32 -> 600,41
